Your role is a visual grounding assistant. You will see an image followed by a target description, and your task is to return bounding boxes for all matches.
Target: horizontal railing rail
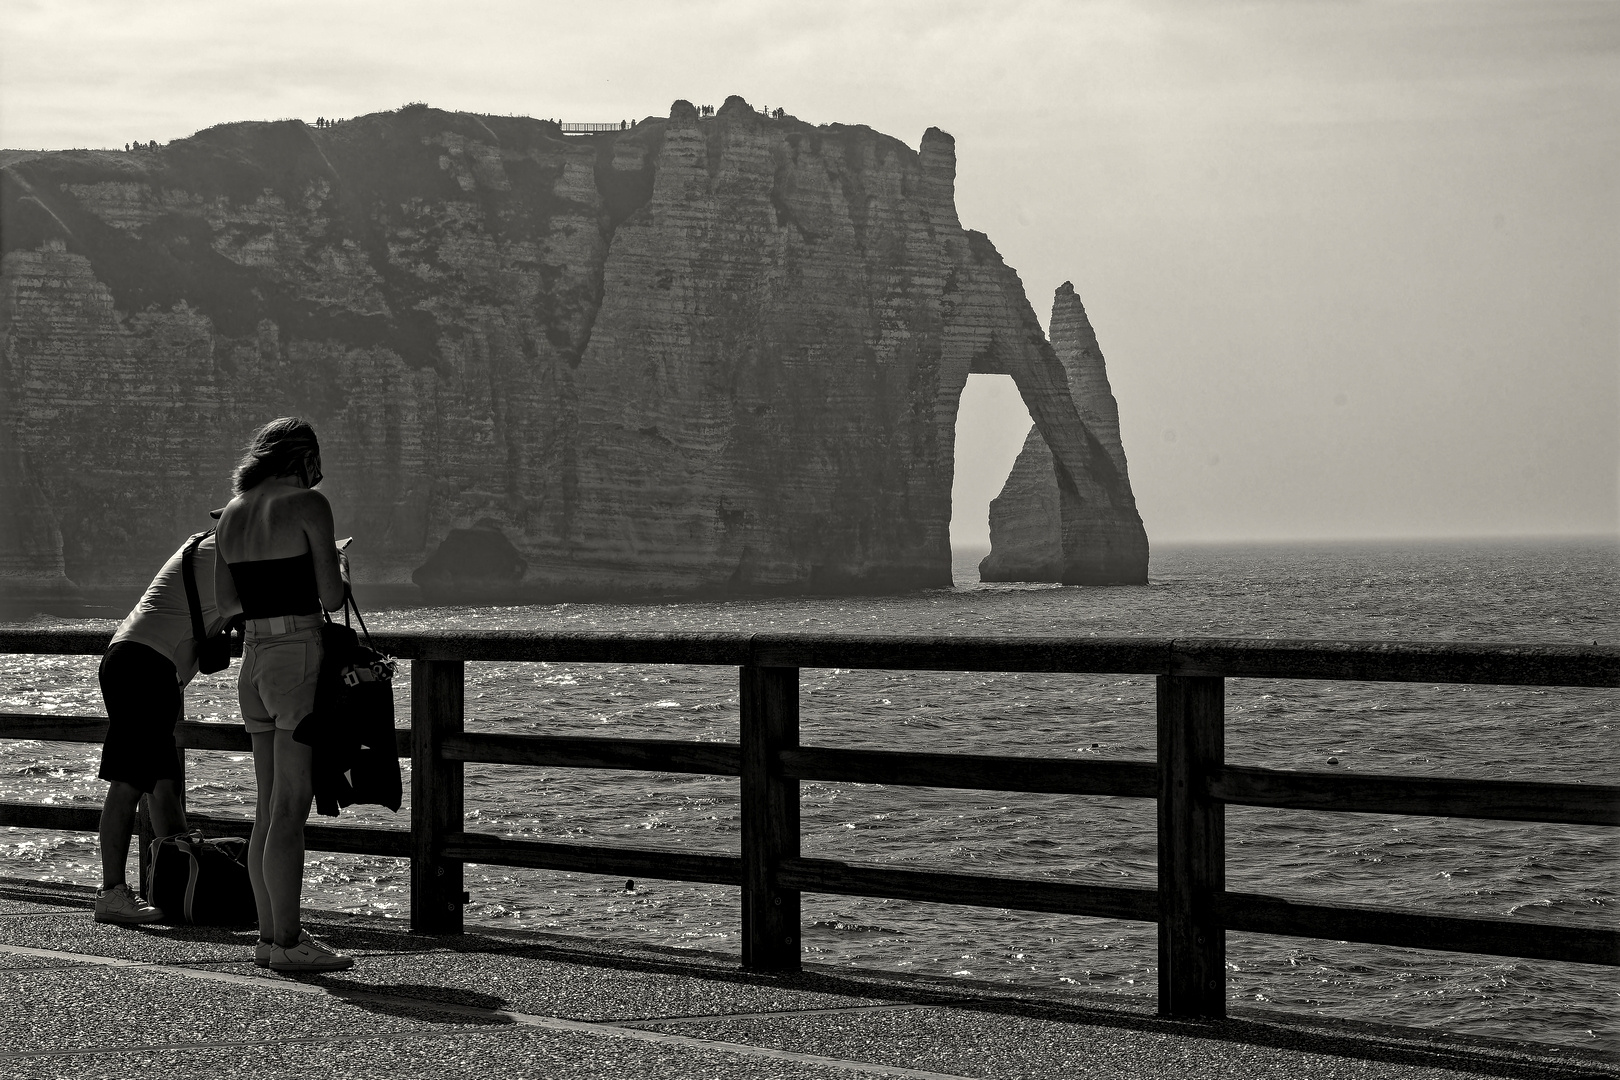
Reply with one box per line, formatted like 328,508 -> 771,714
2,629 -> 1614,685
779,746 -> 1159,797
0,800 -> 410,858
1210,764 -> 1620,827
1212,892 -> 1615,967
0,713 -> 411,756
444,731 -> 741,775
442,832 -> 742,885
0,629 -> 1614,1021
776,856 -> 1162,923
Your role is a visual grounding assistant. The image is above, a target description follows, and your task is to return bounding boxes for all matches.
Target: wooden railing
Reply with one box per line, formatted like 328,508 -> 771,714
1,628 -> 1615,1018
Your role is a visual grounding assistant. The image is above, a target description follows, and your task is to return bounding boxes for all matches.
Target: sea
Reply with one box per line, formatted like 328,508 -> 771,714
1,538 -> 1615,1050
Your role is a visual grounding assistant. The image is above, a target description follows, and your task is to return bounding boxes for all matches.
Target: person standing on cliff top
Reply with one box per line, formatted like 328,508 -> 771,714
214,417 -> 352,973
93,533 -> 226,924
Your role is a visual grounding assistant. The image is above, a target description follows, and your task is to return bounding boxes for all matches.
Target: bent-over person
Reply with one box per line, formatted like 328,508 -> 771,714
94,533 -> 223,923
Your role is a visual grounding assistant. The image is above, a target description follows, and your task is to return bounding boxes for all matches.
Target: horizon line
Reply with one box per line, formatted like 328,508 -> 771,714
950,531 -> 1619,551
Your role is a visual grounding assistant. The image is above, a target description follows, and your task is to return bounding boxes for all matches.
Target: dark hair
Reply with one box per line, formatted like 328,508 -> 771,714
233,417 -> 321,493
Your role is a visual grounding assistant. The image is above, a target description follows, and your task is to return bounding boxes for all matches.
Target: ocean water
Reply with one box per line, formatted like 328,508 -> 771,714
1,538 -> 1615,1049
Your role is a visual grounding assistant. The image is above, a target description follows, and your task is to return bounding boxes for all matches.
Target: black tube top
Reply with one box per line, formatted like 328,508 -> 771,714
228,551 -> 320,618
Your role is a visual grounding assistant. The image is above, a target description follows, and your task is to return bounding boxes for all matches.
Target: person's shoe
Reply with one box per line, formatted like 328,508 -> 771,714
268,932 -> 353,973
256,929 -> 310,968
94,883 -> 163,925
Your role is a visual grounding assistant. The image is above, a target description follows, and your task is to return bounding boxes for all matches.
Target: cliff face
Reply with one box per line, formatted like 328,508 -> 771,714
2,100 -> 1144,601
979,282 -> 1147,584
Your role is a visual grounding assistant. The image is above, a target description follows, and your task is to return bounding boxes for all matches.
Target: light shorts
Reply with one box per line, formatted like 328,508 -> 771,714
239,617 -> 324,734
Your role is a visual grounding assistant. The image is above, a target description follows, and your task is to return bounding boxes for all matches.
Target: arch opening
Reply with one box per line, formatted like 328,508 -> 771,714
949,373 -> 1036,587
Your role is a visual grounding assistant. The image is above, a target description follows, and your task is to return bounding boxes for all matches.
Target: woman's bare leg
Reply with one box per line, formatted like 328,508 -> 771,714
247,730 -> 276,942
264,728 -> 314,946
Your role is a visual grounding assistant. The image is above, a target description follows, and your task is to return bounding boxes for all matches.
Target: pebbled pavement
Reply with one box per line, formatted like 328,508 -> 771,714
0,877 -> 1612,1080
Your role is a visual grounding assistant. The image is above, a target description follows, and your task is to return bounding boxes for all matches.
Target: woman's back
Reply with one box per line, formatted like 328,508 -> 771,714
218,482 -> 318,562
217,478 -> 344,618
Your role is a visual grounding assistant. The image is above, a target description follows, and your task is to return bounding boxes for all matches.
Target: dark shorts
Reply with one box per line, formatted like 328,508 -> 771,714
97,640 -> 183,793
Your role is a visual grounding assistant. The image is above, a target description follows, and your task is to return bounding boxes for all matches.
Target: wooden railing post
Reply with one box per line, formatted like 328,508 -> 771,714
1157,674 -> 1226,1017
740,664 -> 801,971
411,658 -> 465,934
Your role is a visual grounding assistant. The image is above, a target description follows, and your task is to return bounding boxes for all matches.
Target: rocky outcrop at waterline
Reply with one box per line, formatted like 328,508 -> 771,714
0,438 -> 79,607
1,99 -> 1146,603
979,282 -> 1147,584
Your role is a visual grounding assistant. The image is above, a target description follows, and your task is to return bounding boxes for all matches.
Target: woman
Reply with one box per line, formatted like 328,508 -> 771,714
214,417 -> 351,973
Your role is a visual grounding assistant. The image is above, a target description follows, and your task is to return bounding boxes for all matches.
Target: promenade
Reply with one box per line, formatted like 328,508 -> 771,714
1,878 -> 1611,1080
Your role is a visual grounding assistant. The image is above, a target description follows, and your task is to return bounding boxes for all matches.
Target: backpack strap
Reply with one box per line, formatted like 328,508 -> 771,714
181,531 -> 213,647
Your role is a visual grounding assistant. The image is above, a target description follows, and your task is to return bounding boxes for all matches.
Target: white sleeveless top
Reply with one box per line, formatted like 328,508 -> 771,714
112,535 -> 225,687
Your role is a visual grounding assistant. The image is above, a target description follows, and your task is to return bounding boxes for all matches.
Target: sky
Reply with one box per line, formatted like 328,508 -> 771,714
2,0 -> 1615,547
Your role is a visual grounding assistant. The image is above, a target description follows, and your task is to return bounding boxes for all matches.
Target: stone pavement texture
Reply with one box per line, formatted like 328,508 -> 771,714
0,877 -> 1613,1080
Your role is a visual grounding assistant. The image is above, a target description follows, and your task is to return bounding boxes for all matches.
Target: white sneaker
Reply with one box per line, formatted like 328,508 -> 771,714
94,883 -> 163,925
256,929 -> 310,968
268,932 -> 353,973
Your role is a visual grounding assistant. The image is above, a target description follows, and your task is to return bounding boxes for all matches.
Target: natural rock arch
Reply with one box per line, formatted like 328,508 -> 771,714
0,101 -> 1145,604
977,281 -> 1146,584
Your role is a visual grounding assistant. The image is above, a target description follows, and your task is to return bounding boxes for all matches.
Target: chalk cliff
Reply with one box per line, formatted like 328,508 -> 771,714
1,100 -> 1146,601
979,282 -> 1147,584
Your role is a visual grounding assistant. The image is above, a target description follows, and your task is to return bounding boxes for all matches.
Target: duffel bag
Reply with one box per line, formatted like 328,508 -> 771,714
145,830 -> 256,926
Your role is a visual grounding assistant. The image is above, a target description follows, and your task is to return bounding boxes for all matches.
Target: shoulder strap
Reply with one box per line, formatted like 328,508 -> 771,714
181,530 -> 213,645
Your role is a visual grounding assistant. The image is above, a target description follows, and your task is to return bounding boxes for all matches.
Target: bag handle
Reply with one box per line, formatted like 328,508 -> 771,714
344,585 -> 372,644
321,582 -> 372,645
145,828 -> 205,897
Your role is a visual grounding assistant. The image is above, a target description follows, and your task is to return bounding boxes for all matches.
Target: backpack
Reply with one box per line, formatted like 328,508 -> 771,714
145,830 -> 256,926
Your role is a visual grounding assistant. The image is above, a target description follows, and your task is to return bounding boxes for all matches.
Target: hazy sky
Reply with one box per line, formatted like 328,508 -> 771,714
3,0 -> 1615,546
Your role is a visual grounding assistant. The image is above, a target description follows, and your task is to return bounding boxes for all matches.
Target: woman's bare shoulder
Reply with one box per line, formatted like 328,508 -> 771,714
286,487 -> 335,536
214,493 -> 249,531
287,486 -> 333,517
250,484 -> 329,516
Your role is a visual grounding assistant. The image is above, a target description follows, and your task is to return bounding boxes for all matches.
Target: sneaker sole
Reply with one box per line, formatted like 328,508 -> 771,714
269,960 -> 354,973
94,911 -> 165,925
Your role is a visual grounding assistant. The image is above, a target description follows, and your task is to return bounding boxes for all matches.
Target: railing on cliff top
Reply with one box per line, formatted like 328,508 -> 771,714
558,121 -> 639,133
0,628 -> 1615,1019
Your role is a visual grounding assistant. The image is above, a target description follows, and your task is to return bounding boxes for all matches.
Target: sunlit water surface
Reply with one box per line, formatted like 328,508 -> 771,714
2,538 -> 1615,1049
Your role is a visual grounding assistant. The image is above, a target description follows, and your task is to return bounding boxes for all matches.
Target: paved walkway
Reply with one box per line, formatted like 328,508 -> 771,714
0,878 -> 1611,1080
